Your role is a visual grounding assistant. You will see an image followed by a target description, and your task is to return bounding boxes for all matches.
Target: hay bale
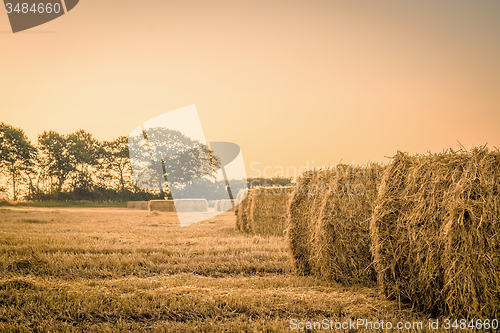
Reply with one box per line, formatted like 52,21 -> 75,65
234,188 -> 248,216
173,199 -> 208,212
370,148 -> 500,318
236,192 -> 254,232
127,201 -> 149,209
248,186 -> 291,237
309,164 -> 381,283
286,164 -> 383,281
286,176 -> 316,275
149,200 -> 176,212
219,199 -> 235,212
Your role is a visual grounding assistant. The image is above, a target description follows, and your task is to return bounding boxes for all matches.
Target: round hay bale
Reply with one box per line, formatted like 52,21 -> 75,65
370,148 -> 500,318
234,188 -> 248,216
286,176 -> 315,275
248,186 -> 291,237
237,193 -> 254,233
309,164 -> 381,284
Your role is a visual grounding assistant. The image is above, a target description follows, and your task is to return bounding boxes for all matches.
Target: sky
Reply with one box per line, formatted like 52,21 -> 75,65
1,0 -> 499,179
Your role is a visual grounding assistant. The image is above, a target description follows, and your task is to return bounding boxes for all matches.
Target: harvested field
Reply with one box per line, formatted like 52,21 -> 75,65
370,148 -> 500,318
0,207 -> 425,332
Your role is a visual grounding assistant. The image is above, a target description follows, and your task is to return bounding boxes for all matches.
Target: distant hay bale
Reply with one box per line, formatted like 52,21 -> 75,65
370,148 -> 500,318
127,201 -> 149,210
149,200 -> 176,212
218,199 -> 235,212
173,199 -> 208,212
286,164 -> 383,281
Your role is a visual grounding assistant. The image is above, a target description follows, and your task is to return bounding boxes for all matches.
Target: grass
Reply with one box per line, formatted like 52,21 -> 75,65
0,207 -> 433,332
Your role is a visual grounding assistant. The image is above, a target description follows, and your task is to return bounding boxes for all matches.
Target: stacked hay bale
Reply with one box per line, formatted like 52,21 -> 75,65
370,148 -> 500,318
286,164 -> 383,282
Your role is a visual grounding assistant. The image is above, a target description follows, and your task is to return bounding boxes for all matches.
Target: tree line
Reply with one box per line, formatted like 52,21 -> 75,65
0,123 -> 165,202
0,123 -> 293,202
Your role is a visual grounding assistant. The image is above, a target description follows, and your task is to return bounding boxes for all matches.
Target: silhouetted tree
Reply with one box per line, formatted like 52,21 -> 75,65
38,131 -> 74,196
0,123 -> 36,200
103,136 -> 130,193
128,127 -> 221,198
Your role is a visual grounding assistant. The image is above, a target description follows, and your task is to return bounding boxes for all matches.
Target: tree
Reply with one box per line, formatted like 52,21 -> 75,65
38,131 -> 74,196
103,136 -> 130,193
66,130 -> 102,194
128,127 -> 221,198
0,123 -> 35,200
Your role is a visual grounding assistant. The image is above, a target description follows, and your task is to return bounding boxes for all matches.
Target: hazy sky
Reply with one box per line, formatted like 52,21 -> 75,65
1,0 -> 499,178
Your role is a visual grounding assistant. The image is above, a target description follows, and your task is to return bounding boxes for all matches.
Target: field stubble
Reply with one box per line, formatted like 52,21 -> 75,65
0,207 -> 425,332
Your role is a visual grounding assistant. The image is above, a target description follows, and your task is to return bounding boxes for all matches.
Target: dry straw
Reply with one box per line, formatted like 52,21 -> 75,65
236,187 -> 290,236
370,147 -> 500,318
286,164 -> 383,282
236,191 -> 253,232
249,186 -> 291,236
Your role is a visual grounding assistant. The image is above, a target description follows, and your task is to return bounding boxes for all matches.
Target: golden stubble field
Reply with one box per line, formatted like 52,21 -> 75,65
0,207 -> 427,332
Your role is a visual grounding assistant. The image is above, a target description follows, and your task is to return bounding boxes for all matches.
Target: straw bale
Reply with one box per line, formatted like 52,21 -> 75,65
236,192 -> 254,232
149,200 -> 176,212
286,176 -> 316,275
219,199 -> 235,212
173,199 -> 208,212
286,164 -> 383,280
248,186 -> 291,236
370,148 -> 500,317
309,164 -> 381,283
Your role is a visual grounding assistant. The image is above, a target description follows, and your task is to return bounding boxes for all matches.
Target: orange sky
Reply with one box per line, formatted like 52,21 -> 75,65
1,0 -> 499,179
